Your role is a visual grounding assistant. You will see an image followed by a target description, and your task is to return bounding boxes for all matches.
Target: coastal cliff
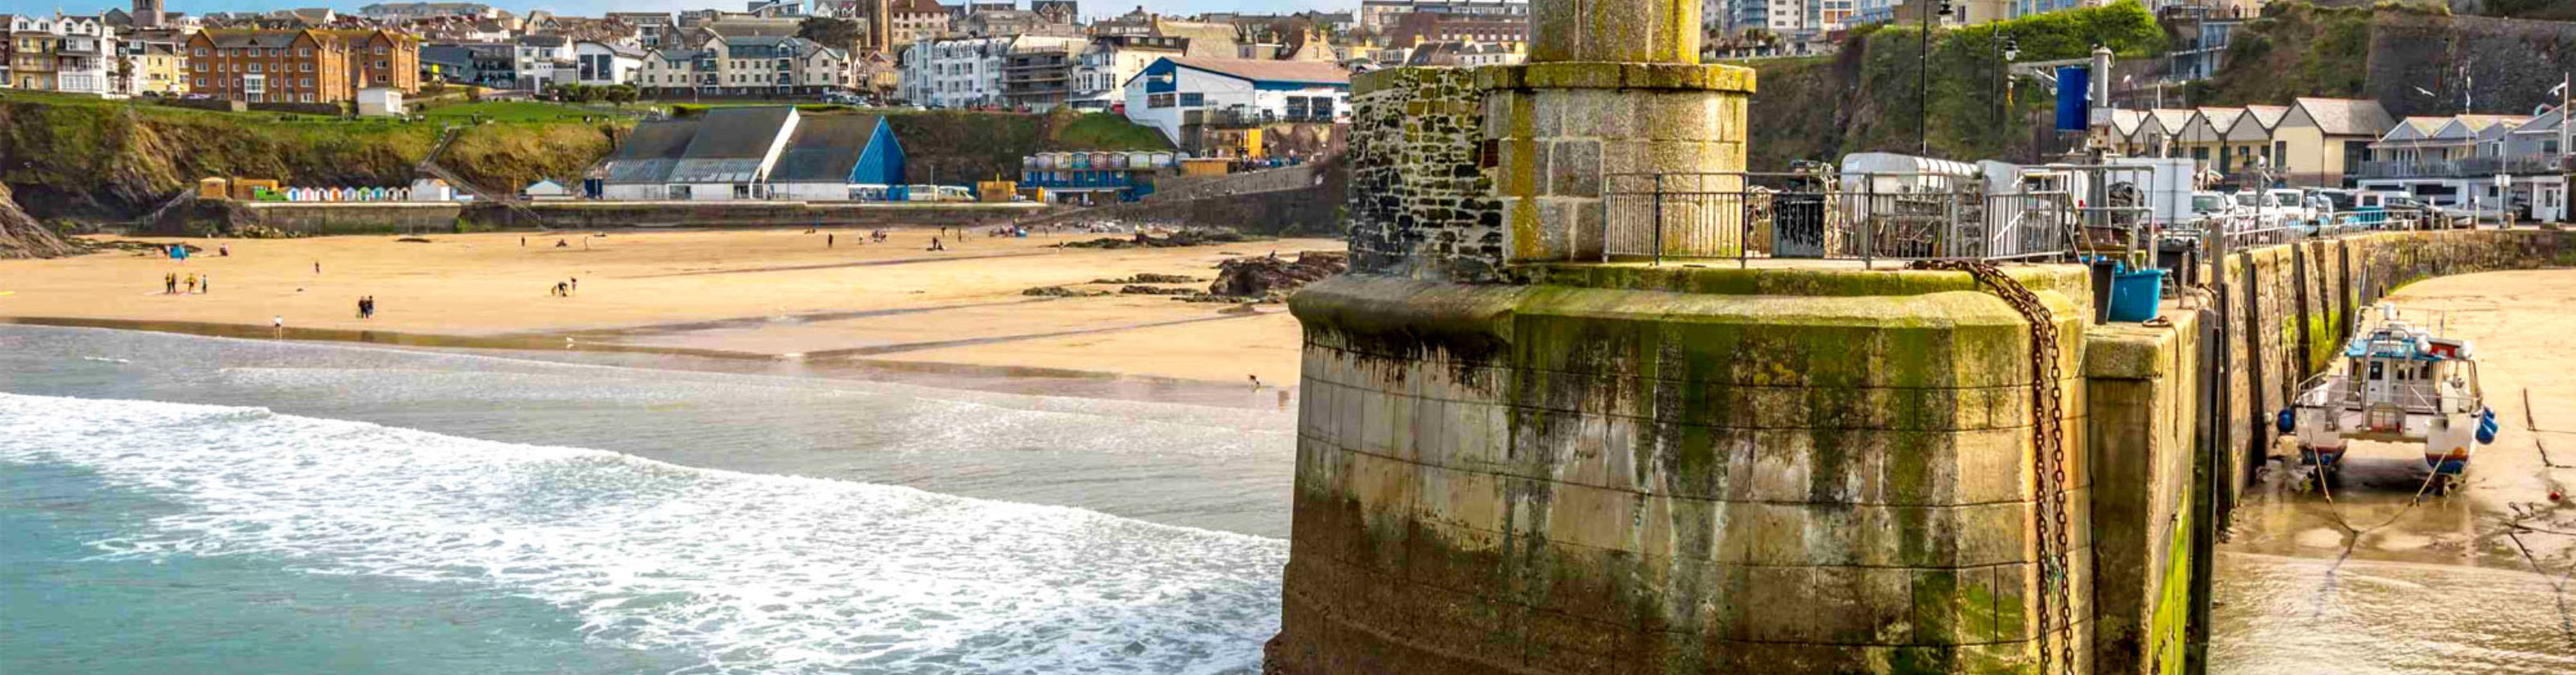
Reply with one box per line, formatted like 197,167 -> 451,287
0,182 -> 76,259
1734,1 -> 2576,168
0,97 -> 605,223
0,98 -> 1171,226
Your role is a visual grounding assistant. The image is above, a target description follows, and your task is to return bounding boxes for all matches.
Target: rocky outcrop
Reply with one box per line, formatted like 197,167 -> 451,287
1208,251 -> 1347,300
0,183 -> 79,259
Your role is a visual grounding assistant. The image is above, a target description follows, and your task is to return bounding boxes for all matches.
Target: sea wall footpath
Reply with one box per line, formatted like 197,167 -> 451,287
1271,227 -> 2576,675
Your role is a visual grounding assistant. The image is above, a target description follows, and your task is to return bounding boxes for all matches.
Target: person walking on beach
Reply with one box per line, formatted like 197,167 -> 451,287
827,233 -> 835,248
200,273 -> 211,294
184,274 -> 197,294
313,260 -> 322,275
569,277 -> 578,294
272,315 -> 284,338
554,280 -> 569,297
164,272 -> 177,295
218,243 -> 229,257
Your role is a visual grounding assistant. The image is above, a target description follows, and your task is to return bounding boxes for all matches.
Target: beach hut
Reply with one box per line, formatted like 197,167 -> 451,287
523,179 -> 576,201
408,178 -> 453,202
197,177 -> 230,199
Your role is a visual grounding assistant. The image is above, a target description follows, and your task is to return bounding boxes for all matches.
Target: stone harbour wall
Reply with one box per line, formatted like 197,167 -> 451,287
1344,68 -> 1508,282
1271,266 -> 2099,674
2080,313 -> 2203,675
2209,229 -> 2576,501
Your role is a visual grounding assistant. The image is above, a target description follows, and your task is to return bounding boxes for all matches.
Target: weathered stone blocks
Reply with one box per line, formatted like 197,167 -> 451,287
1479,67 -> 1755,263
1273,266 -> 2093,675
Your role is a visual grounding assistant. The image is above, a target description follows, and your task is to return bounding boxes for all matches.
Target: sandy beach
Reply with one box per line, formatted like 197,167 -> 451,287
0,229 -> 1336,385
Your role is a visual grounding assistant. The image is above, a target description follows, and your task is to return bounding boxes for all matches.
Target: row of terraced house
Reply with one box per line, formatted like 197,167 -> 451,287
2102,96 -> 2571,222
2,9 -> 423,105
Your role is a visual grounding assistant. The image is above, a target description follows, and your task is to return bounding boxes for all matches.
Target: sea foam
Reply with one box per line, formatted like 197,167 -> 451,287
0,393 -> 1285,675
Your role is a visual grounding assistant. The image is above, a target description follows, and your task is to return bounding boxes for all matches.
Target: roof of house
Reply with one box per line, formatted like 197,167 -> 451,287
2289,97 -> 2394,137
580,40 -> 647,58
516,35 -> 566,47
890,0 -> 950,14
701,18 -> 801,38
1151,18 -> 1241,59
2108,108 -> 2146,137
2147,108 -> 2195,134
2508,105 -> 2563,134
770,115 -> 882,183
2186,107 -> 2244,136
199,30 -> 312,49
2393,116 -> 2449,138
1165,57 -> 1350,87
2242,104 -> 2290,129
2447,114 -> 2528,134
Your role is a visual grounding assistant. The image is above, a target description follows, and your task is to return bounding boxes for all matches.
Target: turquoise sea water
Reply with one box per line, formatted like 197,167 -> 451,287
1,325 -> 1291,674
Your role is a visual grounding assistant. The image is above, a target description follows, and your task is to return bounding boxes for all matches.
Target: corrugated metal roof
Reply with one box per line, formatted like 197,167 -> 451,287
598,119 -> 699,184
682,107 -> 795,160
769,115 -> 880,183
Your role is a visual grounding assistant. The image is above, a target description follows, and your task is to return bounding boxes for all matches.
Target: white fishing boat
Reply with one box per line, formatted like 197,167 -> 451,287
2280,304 -> 2499,493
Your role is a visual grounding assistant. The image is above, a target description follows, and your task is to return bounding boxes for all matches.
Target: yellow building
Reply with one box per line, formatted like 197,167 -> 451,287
2269,97 -> 2395,186
2221,104 -> 2290,177
124,40 -> 187,96
2173,107 -> 2243,176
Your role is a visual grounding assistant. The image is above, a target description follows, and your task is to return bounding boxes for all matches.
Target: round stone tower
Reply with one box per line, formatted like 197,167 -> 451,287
1485,0 -> 1754,263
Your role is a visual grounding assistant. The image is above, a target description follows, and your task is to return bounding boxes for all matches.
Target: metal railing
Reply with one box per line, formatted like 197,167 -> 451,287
1596,171 -> 2147,266
2352,155 -> 2562,179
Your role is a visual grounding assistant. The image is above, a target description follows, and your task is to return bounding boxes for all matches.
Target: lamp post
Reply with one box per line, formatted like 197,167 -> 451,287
1996,33 -> 2018,148
1918,0 -> 1954,156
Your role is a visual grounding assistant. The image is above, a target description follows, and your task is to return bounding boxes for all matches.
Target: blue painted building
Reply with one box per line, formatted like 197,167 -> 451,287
593,106 -> 905,201
1019,151 -> 1182,203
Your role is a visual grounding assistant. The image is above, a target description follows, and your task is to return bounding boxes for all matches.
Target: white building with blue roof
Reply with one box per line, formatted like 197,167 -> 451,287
1121,56 -> 1352,149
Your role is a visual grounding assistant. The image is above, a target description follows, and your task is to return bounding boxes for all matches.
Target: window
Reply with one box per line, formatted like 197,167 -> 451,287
375,74 -> 387,84
193,47 -> 207,56
1147,92 -> 1174,108
301,63 -> 312,72
375,46 -> 388,55
1179,92 -> 1204,107
193,76 -> 204,87
248,63 -> 260,73
2275,141 -> 2288,166
298,47 -> 310,57
194,62 -> 205,72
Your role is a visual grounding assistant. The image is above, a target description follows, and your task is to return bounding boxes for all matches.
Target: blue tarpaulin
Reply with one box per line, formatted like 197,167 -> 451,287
2056,66 -> 2090,132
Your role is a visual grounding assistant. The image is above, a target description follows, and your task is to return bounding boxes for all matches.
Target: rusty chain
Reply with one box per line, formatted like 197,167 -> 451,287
1911,259 -> 2074,674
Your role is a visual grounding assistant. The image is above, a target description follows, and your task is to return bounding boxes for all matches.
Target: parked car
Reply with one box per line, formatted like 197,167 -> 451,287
2231,190 -> 2287,231
2266,189 -> 2320,232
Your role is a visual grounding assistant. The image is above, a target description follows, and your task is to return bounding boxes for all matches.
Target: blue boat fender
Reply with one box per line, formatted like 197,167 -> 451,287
2476,407 -> 2500,445
2277,408 -> 2297,434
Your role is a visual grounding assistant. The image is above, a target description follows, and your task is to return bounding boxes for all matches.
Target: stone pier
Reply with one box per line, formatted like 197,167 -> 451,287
1270,1 -> 2576,673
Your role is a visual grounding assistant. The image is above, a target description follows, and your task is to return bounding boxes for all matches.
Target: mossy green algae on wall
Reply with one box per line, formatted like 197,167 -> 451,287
1274,265 -> 2093,674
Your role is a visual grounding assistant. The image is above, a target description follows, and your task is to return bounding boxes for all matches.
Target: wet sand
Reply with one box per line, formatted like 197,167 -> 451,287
0,230 -> 1337,385
2216,268 -> 2576,673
